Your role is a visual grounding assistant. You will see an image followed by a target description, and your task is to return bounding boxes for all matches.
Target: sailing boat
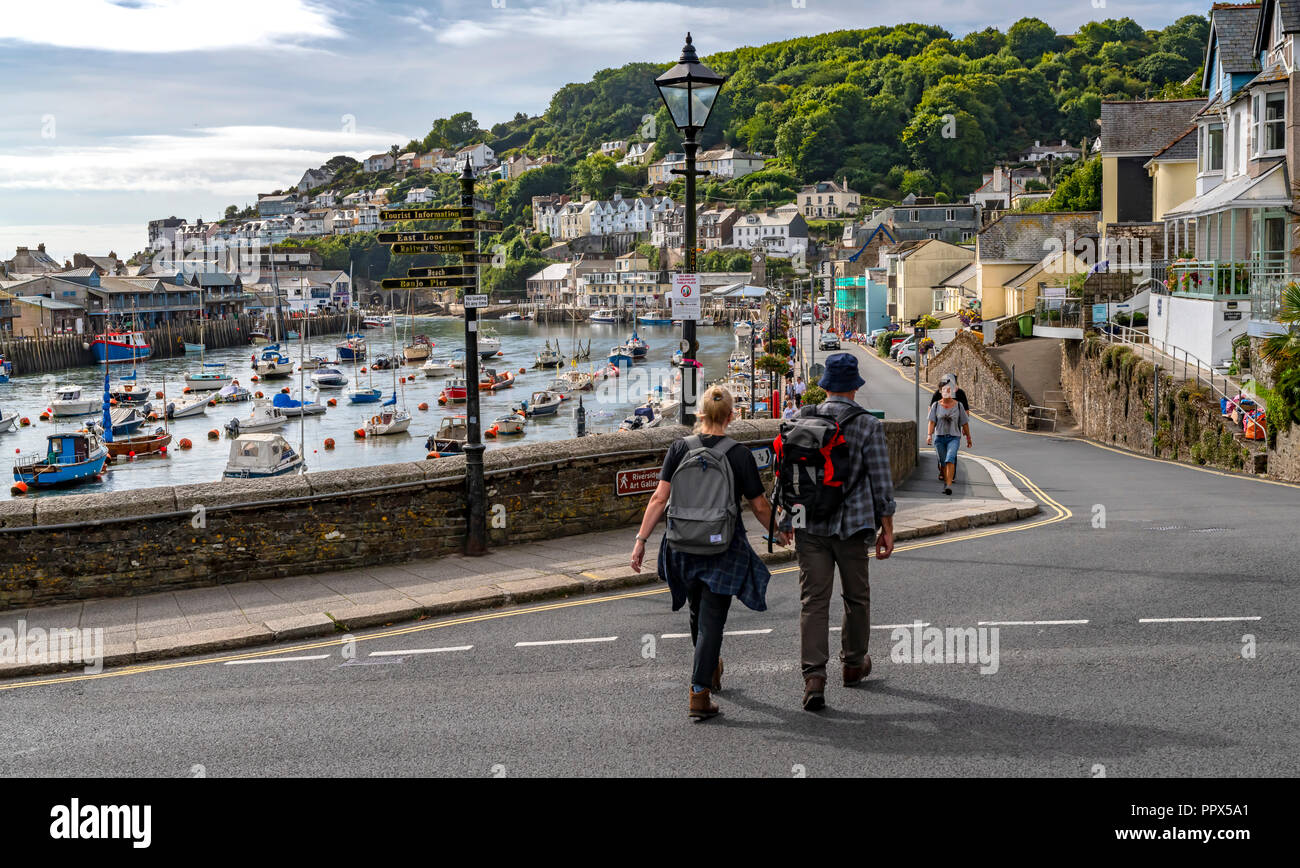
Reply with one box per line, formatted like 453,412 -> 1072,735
625,282 -> 648,359
185,310 -> 232,391
346,294 -> 381,404
252,258 -> 294,379
103,371 -> 171,457
274,313 -> 326,417
109,297 -> 152,403
402,291 -> 432,361
365,317 -> 410,435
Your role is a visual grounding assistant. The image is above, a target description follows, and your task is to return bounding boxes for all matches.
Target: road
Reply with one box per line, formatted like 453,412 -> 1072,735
2,331 -> 1297,777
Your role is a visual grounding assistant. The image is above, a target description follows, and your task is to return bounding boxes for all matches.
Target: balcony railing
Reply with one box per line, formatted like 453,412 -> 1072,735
1248,271 -> 1297,322
1160,259 -> 1286,298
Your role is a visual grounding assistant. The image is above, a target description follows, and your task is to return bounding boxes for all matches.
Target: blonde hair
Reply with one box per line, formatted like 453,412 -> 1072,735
694,385 -> 734,432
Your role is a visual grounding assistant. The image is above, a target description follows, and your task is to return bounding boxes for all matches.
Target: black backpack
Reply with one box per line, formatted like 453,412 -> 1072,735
772,403 -> 866,528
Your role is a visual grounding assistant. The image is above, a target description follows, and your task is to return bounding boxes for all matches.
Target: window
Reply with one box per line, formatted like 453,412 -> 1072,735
961,230 -> 974,241
928,231 -> 939,240
945,209 -> 956,221
910,210 -> 919,221
1264,92 -> 1285,152
1206,123 -> 1224,171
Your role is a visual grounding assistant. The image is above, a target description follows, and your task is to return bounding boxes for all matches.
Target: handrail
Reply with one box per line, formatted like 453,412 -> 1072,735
1105,322 -> 1264,428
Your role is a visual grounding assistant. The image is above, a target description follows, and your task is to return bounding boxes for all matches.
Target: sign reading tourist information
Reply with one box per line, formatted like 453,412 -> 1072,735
390,242 -> 476,255
408,265 -> 477,278
380,277 -> 472,290
463,294 -> 489,309
379,207 -> 473,221
615,467 -> 660,496
669,273 -> 701,320
377,230 -> 475,244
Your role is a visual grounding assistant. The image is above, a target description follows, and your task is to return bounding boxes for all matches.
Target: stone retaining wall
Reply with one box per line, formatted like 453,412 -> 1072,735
0,418 -> 916,610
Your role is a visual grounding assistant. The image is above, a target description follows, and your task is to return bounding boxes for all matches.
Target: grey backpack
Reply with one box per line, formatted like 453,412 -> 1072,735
665,435 -> 738,555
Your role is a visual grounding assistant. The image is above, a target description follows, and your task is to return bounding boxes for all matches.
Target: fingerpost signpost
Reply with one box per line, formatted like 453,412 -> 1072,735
377,165 -> 491,555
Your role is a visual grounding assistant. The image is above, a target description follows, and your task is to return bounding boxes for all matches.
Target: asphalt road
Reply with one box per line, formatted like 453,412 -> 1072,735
2,333 -> 1297,777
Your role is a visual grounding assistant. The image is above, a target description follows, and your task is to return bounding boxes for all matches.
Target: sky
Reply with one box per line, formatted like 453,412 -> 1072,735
0,0 -> 1206,262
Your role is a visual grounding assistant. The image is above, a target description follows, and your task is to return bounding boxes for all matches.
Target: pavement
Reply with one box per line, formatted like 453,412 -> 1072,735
2,323 -> 1296,777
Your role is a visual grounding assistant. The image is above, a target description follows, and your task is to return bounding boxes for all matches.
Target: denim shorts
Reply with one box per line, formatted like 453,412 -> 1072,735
935,434 -> 961,465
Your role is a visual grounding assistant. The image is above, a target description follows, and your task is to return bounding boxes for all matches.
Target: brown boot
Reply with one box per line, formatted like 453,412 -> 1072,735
843,655 -> 872,687
712,658 -> 723,692
802,676 -> 826,712
689,687 -> 720,721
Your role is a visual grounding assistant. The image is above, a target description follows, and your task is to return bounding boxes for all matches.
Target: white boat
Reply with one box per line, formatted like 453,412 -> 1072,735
310,367 -> 348,389
0,407 -> 17,432
514,390 -> 563,417
50,385 -> 100,416
590,309 -> 619,324
619,404 -> 660,431
165,393 -> 209,420
699,315 -> 715,326
185,363 -> 232,391
224,401 -> 288,436
272,391 -> 326,418
223,433 -> 303,478
364,402 -> 412,436
252,345 -> 294,379
491,413 -> 525,435
478,328 -> 501,357
734,321 -> 754,339
422,358 -> 456,377
426,416 -> 468,454
499,311 -> 523,321
550,369 -> 595,392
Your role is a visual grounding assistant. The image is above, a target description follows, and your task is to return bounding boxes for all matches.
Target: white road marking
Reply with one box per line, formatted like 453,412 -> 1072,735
660,633 -> 691,639
516,636 -> 618,647
831,623 -> 932,632
963,455 -> 1035,505
724,629 -> 772,636
224,655 -> 330,666
369,645 -> 473,657
1139,616 -> 1262,623
978,620 -> 1090,626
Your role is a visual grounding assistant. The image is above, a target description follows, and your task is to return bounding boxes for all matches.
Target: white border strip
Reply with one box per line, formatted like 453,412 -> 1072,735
964,454 -> 1035,504
224,655 -> 330,665
370,645 -> 473,656
1139,616 -> 1262,623
979,620 -> 1090,626
516,636 -> 618,646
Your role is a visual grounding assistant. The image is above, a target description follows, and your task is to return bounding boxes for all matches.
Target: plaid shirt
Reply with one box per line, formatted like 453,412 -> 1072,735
657,529 -> 771,613
787,396 -> 897,540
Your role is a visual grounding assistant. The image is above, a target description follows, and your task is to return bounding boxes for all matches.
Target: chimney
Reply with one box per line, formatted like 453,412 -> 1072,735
1061,139 -> 1067,147
37,243 -> 46,252
1034,140 -> 1040,148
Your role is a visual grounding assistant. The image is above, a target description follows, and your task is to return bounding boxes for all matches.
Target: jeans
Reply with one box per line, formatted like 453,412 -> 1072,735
934,434 -> 960,466
794,529 -> 872,680
687,581 -> 733,691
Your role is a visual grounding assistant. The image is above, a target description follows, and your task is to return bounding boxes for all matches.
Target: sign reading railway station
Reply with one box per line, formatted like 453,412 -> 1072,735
389,242 -> 476,255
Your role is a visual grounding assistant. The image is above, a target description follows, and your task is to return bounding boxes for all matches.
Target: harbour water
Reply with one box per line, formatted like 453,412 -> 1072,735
0,316 -> 759,500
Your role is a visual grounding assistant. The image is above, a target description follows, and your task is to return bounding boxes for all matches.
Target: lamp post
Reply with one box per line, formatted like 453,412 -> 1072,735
656,33 -> 726,426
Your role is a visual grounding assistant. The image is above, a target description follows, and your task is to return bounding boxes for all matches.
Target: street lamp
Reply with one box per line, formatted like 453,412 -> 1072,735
656,33 -> 726,425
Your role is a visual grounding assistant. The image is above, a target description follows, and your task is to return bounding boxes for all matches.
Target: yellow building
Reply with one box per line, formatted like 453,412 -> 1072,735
1098,98 -> 1201,244
1145,127 -> 1198,223
882,239 -> 973,324
975,212 -> 1100,320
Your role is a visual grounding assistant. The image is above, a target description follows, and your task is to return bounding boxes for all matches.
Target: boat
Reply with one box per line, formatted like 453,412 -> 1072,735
378,314 -> 394,326
0,407 -> 17,432
336,334 -> 367,362
361,316 -> 383,329
734,321 -> 754,339
109,373 -> 152,405
425,416 -> 468,454
626,331 -> 648,359
248,330 -> 269,345
285,330 -> 301,341
550,369 -> 594,392
310,367 -> 348,389
50,385 -> 100,416
108,405 -> 147,436
13,430 -> 108,489
478,328 -> 502,357
590,309 -> 619,324
165,394 -> 209,419
224,401 -> 289,436
637,313 -> 673,326
299,355 -> 329,371
403,335 -> 433,362
369,354 -> 398,371
272,391 -> 326,417
608,345 -> 634,366
0,355 -> 11,384
213,380 -> 252,404
105,426 -> 171,458
499,311 -> 523,321
364,396 -> 411,436
619,404 -> 659,431
421,358 -> 456,378
448,349 -> 467,369
490,413 -> 525,435
185,362 -> 232,391
91,331 -> 152,364
535,342 -> 565,369
438,378 -> 468,404
252,344 -> 294,379
514,390 -> 563,417
699,315 -> 715,326
347,386 -> 382,404
222,433 -> 303,478
478,368 -> 516,391
183,342 -> 204,354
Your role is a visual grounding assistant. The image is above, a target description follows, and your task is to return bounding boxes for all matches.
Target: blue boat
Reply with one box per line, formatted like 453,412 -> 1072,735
336,334 -> 367,362
626,331 -> 648,358
13,373 -> 111,489
91,331 -> 152,364
608,345 -> 634,366
0,356 -> 11,384
347,387 -> 382,404
637,315 -> 673,326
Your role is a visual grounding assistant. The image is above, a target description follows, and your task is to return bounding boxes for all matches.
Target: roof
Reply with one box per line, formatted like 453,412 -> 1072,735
934,263 -> 978,288
16,295 -> 84,311
1149,126 -> 1198,162
1254,1 -> 1300,53
977,212 -> 1101,262
526,263 -> 571,282
1100,100 -> 1203,156
1163,161 -> 1291,217
1211,4 -> 1263,75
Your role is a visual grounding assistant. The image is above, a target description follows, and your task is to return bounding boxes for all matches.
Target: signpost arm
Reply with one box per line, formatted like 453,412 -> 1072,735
461,165 -> 488,556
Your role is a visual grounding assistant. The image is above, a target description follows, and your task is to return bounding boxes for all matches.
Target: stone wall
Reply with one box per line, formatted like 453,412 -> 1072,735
1060,338 -> 1280,476
0,418 -> 916,610
928,330 -> 1031,423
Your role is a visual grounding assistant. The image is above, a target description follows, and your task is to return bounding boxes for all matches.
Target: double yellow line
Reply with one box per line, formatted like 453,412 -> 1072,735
2,458 -> 1068,693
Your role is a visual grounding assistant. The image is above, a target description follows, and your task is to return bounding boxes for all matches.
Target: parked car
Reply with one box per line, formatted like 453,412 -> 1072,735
819,333 -> 840,350
897,341 -> 919,366
801,312 -> 813,325
892,337 -> 916,362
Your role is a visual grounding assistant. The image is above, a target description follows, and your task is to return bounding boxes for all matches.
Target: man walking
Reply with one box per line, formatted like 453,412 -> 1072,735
777,353 -> 895,712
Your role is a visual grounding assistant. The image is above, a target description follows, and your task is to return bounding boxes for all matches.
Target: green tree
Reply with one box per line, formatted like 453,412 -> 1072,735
1006,18 -> 1057,64
572,153 -> 620,197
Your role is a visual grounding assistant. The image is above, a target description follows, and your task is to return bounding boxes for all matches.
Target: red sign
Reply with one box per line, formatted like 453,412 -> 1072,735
615,467 -> 660,496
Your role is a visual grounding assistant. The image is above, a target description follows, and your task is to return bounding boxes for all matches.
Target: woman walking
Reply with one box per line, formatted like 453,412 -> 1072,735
630,385 -> 788,721
926,383 -> 971,496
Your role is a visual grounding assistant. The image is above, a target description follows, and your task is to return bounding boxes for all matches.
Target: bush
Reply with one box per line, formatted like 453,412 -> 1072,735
802,385 -> 827,405
876,330 -> 907,357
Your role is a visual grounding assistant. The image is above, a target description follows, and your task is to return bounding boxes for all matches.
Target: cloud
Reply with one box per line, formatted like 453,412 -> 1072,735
0,125 -> 408,195
0,0 -> 342,52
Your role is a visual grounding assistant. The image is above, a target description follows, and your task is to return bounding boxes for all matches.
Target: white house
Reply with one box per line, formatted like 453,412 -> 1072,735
297,167 -> 335,193
617,142 -> 653,167
455,143 -> 495,171
363,153 -> 395,173
312,191 -> 337,208
731,203 -> 808,257
405,187 -> 434,204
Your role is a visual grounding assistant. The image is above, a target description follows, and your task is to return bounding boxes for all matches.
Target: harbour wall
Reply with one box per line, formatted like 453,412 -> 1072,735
0,418 -> 917,610
0,313 -> 353,376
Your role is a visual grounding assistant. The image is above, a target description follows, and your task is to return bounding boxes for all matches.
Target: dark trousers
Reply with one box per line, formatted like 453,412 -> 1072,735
687,581 -> 733,690
795,530 -> 872,680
